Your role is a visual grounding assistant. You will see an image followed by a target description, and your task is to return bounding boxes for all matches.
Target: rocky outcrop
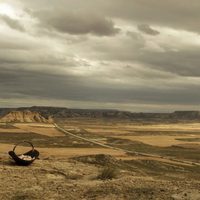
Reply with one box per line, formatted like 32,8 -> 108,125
0,110 -> 53,123
1,106 -> 200,122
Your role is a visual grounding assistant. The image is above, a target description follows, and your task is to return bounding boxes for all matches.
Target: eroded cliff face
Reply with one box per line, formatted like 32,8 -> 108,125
1,106 -> 200,122
0,110 -> 53,123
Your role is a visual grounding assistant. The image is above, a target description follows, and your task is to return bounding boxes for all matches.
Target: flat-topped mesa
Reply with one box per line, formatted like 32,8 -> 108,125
172,111 -> 200,119
0,110 -> 53,123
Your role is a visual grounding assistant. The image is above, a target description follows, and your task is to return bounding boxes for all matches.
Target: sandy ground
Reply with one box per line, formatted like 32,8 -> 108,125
0,121 -> 200,199
0,128 -> 27,133
0,143 -> 195,167
0,143 -> 126,159
64,121 -> 200,131
13,123 -> 56,127
14,123 -> 65,137
117,155 -> 194,166
0,156 -> 200,200
64,122 -> 200,138
120,123 -> 200,132
84,128 -> 130,135
112,135 -> 200,147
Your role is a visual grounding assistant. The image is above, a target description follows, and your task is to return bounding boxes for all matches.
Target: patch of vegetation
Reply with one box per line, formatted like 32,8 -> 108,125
73,154 -> 118,166
97,167 -> 119,180
0,132 -> 99,148
0,123 -> 16,129
176,138 -> 200,142
106,137 -> 200,161
124,159 -> 200,180
11,194 -> 30,200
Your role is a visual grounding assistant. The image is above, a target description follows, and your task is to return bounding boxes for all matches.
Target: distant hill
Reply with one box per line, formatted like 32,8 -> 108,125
0,106 -> 200,122
0,110 -> 53,123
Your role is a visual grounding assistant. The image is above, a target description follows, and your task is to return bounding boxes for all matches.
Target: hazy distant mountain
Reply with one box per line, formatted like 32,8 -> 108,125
0,106 -> 200,122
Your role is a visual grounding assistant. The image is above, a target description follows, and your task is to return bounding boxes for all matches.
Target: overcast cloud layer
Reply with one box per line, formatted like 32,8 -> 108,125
0,0 -> 200,112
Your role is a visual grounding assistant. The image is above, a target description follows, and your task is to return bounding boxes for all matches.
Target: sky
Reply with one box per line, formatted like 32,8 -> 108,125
0,0 -> 200,112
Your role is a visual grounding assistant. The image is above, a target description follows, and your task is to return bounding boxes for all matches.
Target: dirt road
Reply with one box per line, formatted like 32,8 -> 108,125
55,123 -> 200,166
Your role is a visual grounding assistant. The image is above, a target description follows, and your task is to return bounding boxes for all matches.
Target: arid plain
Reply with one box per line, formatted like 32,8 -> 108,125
0,113 -> 200,200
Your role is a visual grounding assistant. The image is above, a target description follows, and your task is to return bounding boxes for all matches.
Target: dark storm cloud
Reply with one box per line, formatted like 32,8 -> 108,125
137,24 -> 160,36
100,0 -> 200,34
96,42 -> 200,78
94,46 -> 200,77
87,31 -> 200,77
136,48 -> 200,77
0,14 -> 25,32
1,67 -> 200,106
33,10 -> 120,36
22,0 -> 200,33
0,49 -> 76,68
1,0 -> 200,111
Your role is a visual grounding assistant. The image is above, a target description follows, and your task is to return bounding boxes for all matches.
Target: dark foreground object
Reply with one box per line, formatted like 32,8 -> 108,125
8,141 -> 39,166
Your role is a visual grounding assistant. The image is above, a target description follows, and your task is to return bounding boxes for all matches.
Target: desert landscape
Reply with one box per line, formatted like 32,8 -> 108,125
0,107 -> 200,200
1,0 -> 200,199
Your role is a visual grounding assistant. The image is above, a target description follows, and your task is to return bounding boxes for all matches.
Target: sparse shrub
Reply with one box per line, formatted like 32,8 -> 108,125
97,167 -> 119,180
11,194 -> 30,200
66,173 -> 83,180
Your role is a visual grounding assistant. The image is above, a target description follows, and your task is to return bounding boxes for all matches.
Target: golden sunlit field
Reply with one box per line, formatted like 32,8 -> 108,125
14,123 -> 65,137
62,119 -> 200,148
0,120 -> 199,163
0,119 -> 200,200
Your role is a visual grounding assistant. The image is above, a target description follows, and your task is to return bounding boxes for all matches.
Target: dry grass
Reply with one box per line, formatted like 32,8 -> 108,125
97,167 -> 119,180
14,124 -> 65,137
0,128 -> 27,133
121,123 -> 200,132
62,119 -> 200,148
0,143 -> 126,159
112,135 -> 200,147
1,119 -> 200,165
64,120 -> 200,136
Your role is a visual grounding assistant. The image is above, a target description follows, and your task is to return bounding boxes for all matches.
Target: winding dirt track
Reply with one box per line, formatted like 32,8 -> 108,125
55,123 -> 200,167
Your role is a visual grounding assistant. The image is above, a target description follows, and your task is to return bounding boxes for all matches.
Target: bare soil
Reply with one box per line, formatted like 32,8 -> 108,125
0,155 -> 200,200
0,120 -> 200,199
112,135 -> 200,147
14,123 -> 65,137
